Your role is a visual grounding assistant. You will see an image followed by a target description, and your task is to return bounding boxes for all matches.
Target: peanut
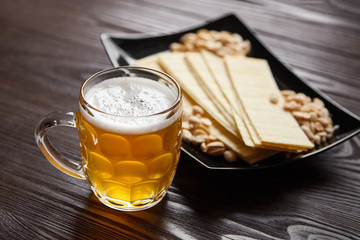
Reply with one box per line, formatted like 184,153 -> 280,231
301,125 -> 314,141
206,141 -> 226,156
207,135 -> 218,142
269,93 -> 279,104
182,129 -> 193,143
192,105 -> 204,116
193,129 -> 208,137
188,115 -> 201,127
281,90 -> 338,145
281,90 -> 296,97
192,135 -> 207,146
170,29 -> 251,57
292,111 -> 311,120
224,150 -> 237,163
200,117 -> 212,127
182,105 -> 238,162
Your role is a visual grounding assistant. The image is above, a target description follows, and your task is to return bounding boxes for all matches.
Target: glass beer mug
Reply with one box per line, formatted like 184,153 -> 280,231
35,67 -> 183,211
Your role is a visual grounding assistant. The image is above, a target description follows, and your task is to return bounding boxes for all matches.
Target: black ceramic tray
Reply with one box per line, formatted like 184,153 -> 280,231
101,13 -> 360,170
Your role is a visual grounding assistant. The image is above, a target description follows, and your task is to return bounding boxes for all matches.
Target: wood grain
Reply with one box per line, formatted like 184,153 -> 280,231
1,0 -> 359,239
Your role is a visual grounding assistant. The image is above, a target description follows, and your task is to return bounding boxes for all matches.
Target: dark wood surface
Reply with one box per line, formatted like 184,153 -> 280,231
1,0 -> 360,239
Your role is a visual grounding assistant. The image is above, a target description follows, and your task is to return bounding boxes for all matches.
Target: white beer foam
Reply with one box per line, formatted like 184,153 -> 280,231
80,77 -> 181,134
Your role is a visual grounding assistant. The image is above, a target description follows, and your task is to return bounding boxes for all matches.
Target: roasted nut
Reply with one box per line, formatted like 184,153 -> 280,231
181,33 -> 197,43
300,120 -> 310,129
292,111 -> 311,120
317,131 -> 327,137
182,129 -> 193,143
232,33 -> 243,42
192,105 -> 204,116
242,40 -> 251,54
200,117 -> 212,127
301,125 -> 314,141
325,127 -> 334,134
192,134 -> 207,145
200,142 -> 208,152
309,112 -> 317,121
193,129 -> 208,137
283,101 -> 301,111
269,93 -> 279,104
184,41 -> 196,51
224,150 -> 237,163
188,115 -> 201,127
318,117 -> 331,127
281,90 -> 338,145
197,125 -> 210,135
170,42 -> 187,52
310,121 -> 316,134
313,135 -> 321,145
216,47 -> 235,57
170,29 -> 251,57
182,121 -> 190,130
300,105 -> 311,112
313,98 -> 324,107
206,135 -> 218,142
205,41 -> 222,51
293,93 -> 307,104
206,141 -> 226,156
314,121 -> 324,132
281,90 -> 296,97
320,108 -> 329,117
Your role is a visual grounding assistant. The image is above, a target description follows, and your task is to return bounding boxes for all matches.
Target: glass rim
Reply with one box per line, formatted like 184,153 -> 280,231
79,66 -> 182,118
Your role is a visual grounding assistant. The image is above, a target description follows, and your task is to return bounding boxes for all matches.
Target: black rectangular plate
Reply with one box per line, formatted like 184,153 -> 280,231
101,13 -> 360,170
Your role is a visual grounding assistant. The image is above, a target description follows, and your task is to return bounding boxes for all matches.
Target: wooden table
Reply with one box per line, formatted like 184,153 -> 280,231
1,0 -> 359,239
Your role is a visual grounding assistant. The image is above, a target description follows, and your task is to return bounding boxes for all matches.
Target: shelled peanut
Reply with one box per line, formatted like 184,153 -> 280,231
170,29 -> 251,57
277,90 -> 339,145
182,105 -> 238,163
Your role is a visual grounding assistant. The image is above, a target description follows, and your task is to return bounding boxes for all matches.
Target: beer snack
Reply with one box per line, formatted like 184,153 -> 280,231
279,90 -> 339,145
132,53 -> 313,160
100,14 -> 356,169
170,29 -> 251,57
158,52 -> 237,135
132,55 -> 275,164
200,50 -> 254,147
130,29 -> 340,165
225,55 -> 314,151
181,92 -> 275,164
185,52 -> 234,124
133,56 -> 241,158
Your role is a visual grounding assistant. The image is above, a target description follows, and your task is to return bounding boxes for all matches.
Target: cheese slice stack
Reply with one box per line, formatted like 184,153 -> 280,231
200,50 -> 254,147
132,51 -> 314,163
224,55 -> 314,151
133,53 -> 275,164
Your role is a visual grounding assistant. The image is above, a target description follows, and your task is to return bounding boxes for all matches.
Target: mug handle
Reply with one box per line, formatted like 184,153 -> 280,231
35,112 -> 86,179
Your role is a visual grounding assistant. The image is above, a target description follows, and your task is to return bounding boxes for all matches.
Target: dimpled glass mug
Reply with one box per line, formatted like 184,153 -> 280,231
35,67 -> 183,211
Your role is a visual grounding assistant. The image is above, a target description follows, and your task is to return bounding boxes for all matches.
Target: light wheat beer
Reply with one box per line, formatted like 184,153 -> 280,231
77,76 -> 182,210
